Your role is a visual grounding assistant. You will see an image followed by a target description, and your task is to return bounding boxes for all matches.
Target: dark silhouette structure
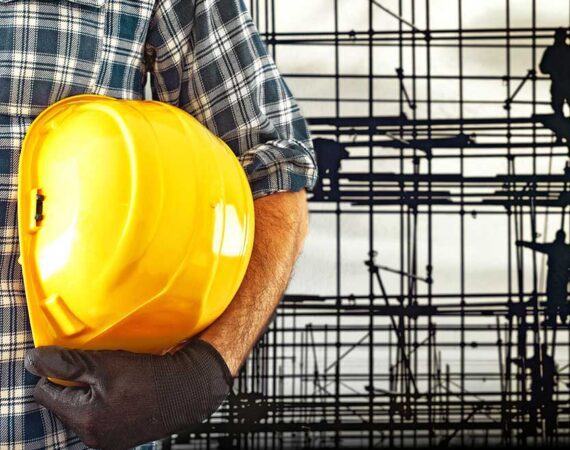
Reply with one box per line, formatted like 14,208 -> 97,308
540,28 -> 570,116
517,230 -> 570,325
164,2 -> 570,448
312,138 -> 349,200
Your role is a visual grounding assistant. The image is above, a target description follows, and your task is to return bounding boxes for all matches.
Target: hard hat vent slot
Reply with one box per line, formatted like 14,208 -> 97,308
35,191 -> 45,224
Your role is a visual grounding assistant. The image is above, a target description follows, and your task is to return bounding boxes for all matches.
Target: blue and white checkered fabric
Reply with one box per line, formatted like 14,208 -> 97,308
0,0 -> 316,448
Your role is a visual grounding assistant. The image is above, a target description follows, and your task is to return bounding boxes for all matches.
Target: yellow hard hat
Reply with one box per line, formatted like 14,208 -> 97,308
18,95 -> 255,355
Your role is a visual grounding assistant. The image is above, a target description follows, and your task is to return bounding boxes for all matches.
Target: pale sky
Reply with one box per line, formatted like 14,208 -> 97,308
260,0 -> 570,296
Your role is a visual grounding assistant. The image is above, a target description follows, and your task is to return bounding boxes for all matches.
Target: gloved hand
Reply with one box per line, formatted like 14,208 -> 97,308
24,339 -> 232,450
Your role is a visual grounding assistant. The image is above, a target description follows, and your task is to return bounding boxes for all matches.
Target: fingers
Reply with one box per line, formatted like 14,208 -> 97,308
33,377 -> 90,418
33,378 -> 101,448
25,346 -> 94,384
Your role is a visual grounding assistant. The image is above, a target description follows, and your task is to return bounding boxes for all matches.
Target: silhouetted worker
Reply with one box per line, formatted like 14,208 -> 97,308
312,138 -> 349,200
516,230 -> 570,325
512,344 -> 558,437
540,28 -> 570,116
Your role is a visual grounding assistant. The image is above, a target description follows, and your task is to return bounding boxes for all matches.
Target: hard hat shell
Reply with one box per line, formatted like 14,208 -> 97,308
18,95 -> 255,355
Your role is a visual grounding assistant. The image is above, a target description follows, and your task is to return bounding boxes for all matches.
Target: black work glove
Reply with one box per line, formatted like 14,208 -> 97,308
24,339 -> 232,450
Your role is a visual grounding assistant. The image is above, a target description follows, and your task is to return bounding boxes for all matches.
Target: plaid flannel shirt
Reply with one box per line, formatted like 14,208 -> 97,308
0,0 -> 317,448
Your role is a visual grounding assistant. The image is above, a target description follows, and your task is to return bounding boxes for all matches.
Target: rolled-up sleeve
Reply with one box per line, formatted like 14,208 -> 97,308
145,0 -> 317,198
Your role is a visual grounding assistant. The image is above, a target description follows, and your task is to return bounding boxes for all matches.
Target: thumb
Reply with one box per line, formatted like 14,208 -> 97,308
25,346 -> 93,383
32,378 -> 90,432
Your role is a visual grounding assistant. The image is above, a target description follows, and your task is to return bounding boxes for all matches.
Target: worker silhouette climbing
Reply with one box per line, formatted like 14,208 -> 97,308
540,28 -> 570,116
512,344 -> 558,437
312,138 -> 349,200
516,229 -> 570,325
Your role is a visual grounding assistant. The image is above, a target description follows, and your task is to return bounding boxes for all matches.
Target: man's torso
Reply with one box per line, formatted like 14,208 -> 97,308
1,1 -> 157,447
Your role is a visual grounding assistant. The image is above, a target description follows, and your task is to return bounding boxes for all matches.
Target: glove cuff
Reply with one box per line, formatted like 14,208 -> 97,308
154,337 -> 233,433
192,339 -> 234,386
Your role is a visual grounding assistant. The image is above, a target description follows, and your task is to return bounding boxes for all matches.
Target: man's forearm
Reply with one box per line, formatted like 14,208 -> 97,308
199,189 -> 309,376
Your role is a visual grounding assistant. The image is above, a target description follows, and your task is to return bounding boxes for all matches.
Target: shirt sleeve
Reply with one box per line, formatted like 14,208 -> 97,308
145,0 -> 318,199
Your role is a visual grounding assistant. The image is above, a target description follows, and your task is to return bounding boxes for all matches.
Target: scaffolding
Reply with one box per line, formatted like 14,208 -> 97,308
166,1 -> 570,448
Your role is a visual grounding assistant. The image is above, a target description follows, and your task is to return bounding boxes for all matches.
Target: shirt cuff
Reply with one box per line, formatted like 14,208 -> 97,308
238,139 -> 318,200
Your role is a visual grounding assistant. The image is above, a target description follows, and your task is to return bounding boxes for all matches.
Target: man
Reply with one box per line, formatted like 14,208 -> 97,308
512,344 -> 558,438
0,0 -> 317,448
516,230 -> 570,325
540,28 -> 570,116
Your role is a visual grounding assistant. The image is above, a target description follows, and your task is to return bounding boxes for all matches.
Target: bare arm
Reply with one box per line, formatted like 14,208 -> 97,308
199,189 -> 309,375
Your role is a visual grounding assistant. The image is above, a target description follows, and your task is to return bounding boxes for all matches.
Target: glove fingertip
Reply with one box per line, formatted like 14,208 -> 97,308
24,348 -> 44,376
